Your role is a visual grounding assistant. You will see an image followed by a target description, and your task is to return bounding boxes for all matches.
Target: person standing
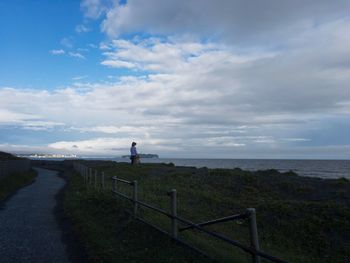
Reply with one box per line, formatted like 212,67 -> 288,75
130,142 -> 138,165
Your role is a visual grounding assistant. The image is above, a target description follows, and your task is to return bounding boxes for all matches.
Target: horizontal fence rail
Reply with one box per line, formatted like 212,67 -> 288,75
0,159 -> 31,179
180,213 -> 250,232
73,162 -> 288,263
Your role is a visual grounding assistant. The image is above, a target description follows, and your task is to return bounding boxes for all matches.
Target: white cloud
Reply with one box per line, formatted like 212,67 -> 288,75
0,109 -> 38,124
77,48 -> 89,52
61,37 -> 74,48
88,43 -> 98,49
75,24 -> 90,33
101,59 -> 136,69
100,38 -> 263,73
48,137 -> 174,155
68,52 -> 86,59
3,7 -> 350,157
72,75 -> 88,80
0,108 -> 64,131
283,138 -> 311,142
99,42 -> 112,50
50,48 -> 86,60
0,143 -> 60,155
50,49 -> 65,55
80,0 -> 114,19
21,121 -> 65,131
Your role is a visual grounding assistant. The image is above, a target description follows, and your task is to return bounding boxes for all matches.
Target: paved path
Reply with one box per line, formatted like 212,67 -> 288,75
0,168 -> 69,263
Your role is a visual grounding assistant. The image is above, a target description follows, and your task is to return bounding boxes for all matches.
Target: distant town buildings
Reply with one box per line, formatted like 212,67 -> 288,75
18,153 -> 78,159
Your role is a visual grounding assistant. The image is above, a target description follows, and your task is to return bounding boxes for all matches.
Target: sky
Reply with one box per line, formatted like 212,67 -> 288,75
0,0 -> 350,159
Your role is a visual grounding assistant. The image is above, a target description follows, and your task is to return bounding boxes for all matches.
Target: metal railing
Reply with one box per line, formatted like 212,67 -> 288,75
0,159 -> 31,179
73,162 -> 288,263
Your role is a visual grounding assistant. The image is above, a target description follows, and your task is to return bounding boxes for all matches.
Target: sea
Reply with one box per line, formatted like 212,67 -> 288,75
30,157 -> 350,180
81,157 -> 350,180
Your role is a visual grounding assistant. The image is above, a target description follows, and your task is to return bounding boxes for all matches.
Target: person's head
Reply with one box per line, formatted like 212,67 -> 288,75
132,142 -> 137,147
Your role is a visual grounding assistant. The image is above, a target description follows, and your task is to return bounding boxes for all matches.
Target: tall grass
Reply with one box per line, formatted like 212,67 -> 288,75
67,161 -> 350,263
64,171 -> 212,262
0,169 -> 37,202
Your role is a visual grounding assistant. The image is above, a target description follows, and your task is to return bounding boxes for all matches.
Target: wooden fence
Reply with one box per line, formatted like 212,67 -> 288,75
73,162 -> 288,263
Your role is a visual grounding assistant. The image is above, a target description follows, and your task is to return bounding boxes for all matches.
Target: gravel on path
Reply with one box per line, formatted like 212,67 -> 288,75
0,168 -> 70,263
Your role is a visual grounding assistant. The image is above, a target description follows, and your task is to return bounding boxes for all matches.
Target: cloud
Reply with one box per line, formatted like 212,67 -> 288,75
100,0 -> 350,45
48,136 -> 178,155
80,0 -> 114,19
20,121 -> 65,131
97,23 -> 350,118
0,109 -> 39,124
50,49 -> 86,60
4,28 -> 350,129
99,42 -> 112,50
75,24 -> 90,33
88,43 -> 98,49
50,49 -> 65,55
3,6 -> 350,157
283,138 -> 311,142
101,59 -> 136,69
68,52 -> 86,59
71,125 -> 156,135
1,24 -> 350,157
0,143 -> 59,155
100,38 -> 251,72
72,75 -> 88,80
0,108 -> 64,131
60,37 -> 74,48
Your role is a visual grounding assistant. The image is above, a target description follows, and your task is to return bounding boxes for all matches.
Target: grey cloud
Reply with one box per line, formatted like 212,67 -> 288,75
142,108 -> 171,116
101,0 -> 350,45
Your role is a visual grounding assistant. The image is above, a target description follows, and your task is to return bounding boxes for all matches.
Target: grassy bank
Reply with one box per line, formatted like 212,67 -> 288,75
65,161 -> 350,262
0,151 -> 22,160
0,169 -> 37,202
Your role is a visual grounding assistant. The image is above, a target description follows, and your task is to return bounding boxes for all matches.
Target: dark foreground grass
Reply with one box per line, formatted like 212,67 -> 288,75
65,161 -> 350,262
0,151 -> 23,160
0,169 -> 37,202
64,170 -> 213,263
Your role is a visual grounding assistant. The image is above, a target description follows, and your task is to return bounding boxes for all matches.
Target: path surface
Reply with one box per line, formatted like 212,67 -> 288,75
0,168 -> 69,262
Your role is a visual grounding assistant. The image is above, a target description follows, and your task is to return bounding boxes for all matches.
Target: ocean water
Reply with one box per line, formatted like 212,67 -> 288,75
31,157 -> 350,179
114,158 -> 350,179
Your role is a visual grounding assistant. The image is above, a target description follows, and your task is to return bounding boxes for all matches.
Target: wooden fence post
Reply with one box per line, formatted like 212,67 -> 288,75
85,166 -> 88,184
89,168 -> 92,185
101,172 -> 105,190
133,180 -> 138,217
94,170 -> 98,189
113,177 -> 117,192
247,208 -> 260,263
85,166 -> 88,187
170,189 -> 178,239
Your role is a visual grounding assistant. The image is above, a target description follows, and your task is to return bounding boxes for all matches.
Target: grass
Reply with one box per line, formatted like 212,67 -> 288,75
64,160 -> 350,263
0,151 -> 23,160
0,169 -> 37,202
63,171 -> 213,263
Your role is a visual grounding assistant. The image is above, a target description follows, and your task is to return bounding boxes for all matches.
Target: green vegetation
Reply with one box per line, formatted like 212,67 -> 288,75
0,169 -> 37,202
65,161 -> 350,263
0,151 -> 22,160
64,171 -> 212,262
